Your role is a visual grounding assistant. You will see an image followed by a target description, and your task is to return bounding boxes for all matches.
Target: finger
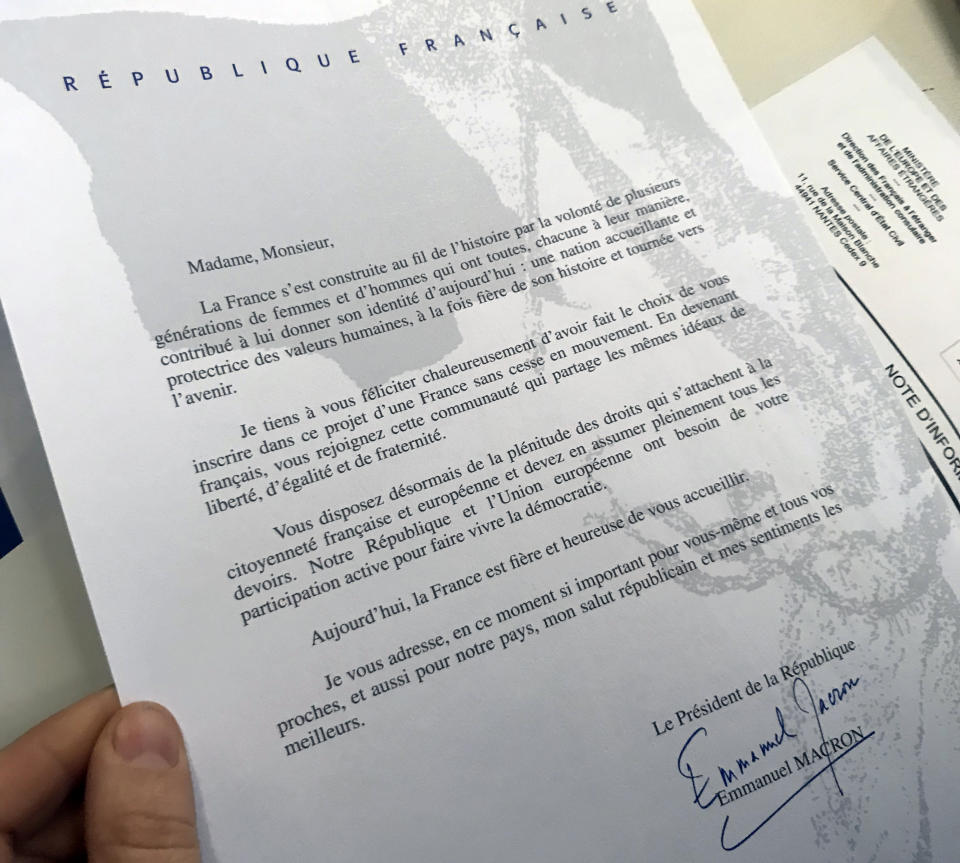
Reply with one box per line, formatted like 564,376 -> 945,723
85,702 -> 200,863
11,800 -> 83,860
0,687 -> 119,838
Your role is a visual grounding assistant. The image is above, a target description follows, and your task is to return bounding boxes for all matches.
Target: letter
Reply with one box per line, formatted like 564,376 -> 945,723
0,12 -> 953,863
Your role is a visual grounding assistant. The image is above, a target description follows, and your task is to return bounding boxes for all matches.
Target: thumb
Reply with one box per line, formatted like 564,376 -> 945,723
86,702 -> 201,863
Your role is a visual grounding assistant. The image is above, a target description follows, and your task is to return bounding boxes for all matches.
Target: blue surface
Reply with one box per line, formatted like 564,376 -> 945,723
0,487 -> 21,559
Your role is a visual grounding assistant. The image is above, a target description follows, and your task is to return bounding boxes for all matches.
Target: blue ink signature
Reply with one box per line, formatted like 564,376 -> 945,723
718,707 -> 796,787
676,676 -> 875,851
815,676 -> 860,716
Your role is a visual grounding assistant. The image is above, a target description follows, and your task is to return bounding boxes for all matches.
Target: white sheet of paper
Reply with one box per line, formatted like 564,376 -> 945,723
755,39 -> 960,508
1,3 -> 959,860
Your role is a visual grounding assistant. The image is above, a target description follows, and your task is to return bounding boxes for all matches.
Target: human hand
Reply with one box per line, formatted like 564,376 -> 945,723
0,687 -> 201,862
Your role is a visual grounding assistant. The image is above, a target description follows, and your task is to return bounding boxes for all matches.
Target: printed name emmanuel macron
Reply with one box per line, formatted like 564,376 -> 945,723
187,237 -> 332,274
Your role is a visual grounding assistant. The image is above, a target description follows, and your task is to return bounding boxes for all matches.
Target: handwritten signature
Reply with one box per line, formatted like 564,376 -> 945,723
717,706 -> 796,788
676,676 -> 874,851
